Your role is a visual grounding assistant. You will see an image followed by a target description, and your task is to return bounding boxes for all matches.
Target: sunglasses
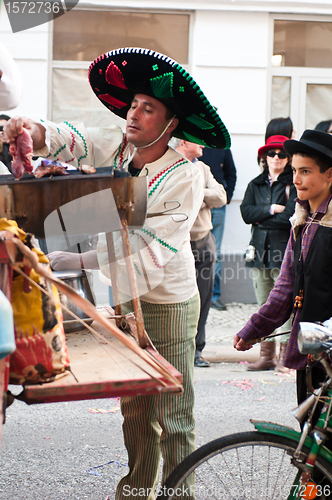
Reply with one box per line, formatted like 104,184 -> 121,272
266,150 -> 287,159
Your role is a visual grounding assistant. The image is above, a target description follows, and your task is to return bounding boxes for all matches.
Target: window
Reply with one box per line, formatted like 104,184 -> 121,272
306,84 -> 332,129
271,18 -> 332,134
53,10 -> 189,64
271,76 -> 291,119
51,10 -> 190,126
273,20 -> 332,68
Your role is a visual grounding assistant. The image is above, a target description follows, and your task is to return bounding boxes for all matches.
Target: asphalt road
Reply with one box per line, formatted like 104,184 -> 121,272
0,363 -> 298,500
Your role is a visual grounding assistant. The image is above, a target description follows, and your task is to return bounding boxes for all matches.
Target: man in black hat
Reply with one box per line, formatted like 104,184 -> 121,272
5,48 -> 230,499
233,129 -> 332,420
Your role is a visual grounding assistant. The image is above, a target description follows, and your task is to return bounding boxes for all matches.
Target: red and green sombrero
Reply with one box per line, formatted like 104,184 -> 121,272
88,47 -> 230,149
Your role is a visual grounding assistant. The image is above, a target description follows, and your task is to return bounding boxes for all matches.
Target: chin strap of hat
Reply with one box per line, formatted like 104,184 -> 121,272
127,115 -> 176,164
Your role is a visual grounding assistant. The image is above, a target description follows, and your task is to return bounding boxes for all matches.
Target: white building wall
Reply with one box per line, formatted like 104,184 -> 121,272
0,2 -> 49,120
192,10 -> 270,253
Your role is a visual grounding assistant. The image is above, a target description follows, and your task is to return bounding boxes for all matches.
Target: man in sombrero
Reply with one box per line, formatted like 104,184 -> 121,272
5,47 -> 230,499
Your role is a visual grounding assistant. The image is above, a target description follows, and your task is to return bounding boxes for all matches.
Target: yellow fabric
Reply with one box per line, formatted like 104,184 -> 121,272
2,220 -> 70,384
0,218 -> 49,263
11,273 -> 62,337
0,218 -> 26,240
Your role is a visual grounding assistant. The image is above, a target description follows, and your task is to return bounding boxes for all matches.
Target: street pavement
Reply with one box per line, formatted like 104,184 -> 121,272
204,302 -> 262,363
0,302 -> 299,500
204,301 -> 295,366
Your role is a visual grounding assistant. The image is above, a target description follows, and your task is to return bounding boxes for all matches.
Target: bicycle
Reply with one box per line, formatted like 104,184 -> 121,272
158,321 -> 332,499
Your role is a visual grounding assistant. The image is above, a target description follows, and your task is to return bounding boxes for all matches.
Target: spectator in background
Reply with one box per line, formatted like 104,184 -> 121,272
173,139 -> 226,367
249,117 -> 295,372
0,115 -> 12,172
240,135 -> 296,371
257,117 -> 295,167
202,147 -> 237,311
265,117 -> 295,141
315,120 -> 332,134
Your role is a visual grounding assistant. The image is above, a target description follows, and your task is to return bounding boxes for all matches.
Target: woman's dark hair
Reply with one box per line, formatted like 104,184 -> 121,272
265,117 -> 293,141
257,117 -> 293,166
0,114 -> 10,121
314,120 -> 332,133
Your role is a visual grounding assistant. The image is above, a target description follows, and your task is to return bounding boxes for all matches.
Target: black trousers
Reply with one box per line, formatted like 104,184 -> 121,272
190,231 -> 216,354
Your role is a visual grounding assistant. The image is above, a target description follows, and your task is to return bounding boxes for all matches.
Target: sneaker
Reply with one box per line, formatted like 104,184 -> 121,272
210,299 -> 227,311
194,356 -> 211,368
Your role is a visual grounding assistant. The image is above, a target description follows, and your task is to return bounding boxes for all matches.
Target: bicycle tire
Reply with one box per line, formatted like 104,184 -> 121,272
158,431 -> 332,499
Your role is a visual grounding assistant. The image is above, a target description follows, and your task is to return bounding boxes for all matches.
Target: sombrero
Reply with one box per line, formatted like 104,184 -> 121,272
88,47 -> 230,149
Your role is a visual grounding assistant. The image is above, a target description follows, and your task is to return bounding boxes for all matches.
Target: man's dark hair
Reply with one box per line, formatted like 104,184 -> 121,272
0,114 -> 10,121
164,105 -> 177,137
165,106 -> 174,121
294,152 -> 331,173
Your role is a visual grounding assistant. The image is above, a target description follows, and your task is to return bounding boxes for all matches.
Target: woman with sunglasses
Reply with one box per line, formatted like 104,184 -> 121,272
240,135 -> 296,371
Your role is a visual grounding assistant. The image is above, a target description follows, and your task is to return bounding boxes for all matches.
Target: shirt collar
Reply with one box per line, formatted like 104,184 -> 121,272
295,194 -> 332,216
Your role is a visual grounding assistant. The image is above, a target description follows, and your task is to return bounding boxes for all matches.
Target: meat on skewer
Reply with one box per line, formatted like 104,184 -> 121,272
9,128 -> 33,180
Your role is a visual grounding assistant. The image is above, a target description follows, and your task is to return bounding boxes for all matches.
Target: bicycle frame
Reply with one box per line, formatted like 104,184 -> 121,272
252,380 -> 332,499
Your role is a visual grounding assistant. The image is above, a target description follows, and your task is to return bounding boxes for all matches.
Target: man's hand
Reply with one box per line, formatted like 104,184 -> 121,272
4,116 -> 46,150
47,251 -> 81,271
233,334 -> 253,351
4,116 -> 31,142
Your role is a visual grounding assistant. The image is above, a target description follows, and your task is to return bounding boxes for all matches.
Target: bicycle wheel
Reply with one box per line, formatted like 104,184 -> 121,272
159,431 -> 332,499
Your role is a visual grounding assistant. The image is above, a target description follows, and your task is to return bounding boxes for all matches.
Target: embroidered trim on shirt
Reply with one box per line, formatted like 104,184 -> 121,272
145,244 -> 163,269
63,121 -> 88,167
148,159 -> 188,197
66,131 -> 76,164
113,136 -> 128,170
139,227 -> 178,253
137,233 -> 164,269
133,262 -> 142,275
53,144 -> 67,160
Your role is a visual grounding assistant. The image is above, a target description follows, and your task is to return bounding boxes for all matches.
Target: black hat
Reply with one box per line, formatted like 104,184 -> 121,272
88,47 -> 230,149
284,129 -> 332,164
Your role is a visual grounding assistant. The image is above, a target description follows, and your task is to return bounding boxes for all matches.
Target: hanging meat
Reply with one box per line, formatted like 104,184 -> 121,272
9,128 -> 33,180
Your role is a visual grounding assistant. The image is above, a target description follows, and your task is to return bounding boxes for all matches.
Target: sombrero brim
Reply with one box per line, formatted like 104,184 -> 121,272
88,47 -> 230,149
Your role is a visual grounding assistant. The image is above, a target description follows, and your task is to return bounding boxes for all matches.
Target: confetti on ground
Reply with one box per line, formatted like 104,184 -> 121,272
239,361 -> 249,365
222,378 -> 255,390
88,407 -> 121,414
86,460 -> 127,476
259,378 -> 282,385
43,437 -> 51,439
253,396 -> 266,402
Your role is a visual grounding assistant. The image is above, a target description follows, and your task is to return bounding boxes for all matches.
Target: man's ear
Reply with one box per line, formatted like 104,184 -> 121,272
326,167 -> 332,182
169,117 -> 179,134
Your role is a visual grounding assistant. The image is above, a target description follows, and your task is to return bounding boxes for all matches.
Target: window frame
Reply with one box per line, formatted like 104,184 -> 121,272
268,13 -> 332,136
48,7 -> 194,121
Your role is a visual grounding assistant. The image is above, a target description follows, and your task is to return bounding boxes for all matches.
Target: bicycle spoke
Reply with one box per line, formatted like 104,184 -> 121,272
162,432 -> 332,500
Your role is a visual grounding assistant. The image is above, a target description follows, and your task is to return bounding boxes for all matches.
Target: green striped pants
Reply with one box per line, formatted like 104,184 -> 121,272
115,293 -> 200,500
